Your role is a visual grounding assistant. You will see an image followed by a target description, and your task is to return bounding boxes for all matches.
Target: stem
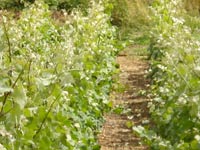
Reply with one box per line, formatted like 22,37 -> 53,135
27,60 -> 32,89
33,94 -> 60,139
2,17 -> 12,63
0,66 -> 25,114
166,54 -> 192,89
0,93 -> 10,115
0,107 -> 13,118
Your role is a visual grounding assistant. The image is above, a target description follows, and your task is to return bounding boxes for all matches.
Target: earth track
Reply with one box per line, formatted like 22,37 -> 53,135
98,54 -> 150,150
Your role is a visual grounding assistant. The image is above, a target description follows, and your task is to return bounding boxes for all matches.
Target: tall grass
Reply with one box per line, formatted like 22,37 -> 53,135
126,0 -> 151,28
184,0 -> 200,16
112,0 -> 151,40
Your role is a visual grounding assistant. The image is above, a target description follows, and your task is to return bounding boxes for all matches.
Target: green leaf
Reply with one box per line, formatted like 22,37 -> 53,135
12,84 -> 27,109
191,139 -> 200,150
0,84 -> 13,97
59,72 -> 74,86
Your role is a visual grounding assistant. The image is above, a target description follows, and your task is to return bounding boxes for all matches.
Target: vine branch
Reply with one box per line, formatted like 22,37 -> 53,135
0,66 -> 25,115
2,16 -> 12,63
33,94 -> 60,139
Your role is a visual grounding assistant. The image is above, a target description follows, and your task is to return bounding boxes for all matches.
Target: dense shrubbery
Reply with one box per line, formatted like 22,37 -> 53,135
110,0 -> 129,27
0,0 -> 90,12
0,0 -> 33,9
44,0 -> 90,12
0,1 -> 118,149
133,0 -> 200,149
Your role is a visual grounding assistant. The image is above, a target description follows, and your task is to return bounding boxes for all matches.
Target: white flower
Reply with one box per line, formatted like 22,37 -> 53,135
194,66 -> 200,74
0,144 -> 6,150
74,123 -> 80,128
195,135 -> 200,141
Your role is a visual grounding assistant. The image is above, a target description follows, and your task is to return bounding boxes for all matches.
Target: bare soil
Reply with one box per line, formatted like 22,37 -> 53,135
98,52 -> 150,150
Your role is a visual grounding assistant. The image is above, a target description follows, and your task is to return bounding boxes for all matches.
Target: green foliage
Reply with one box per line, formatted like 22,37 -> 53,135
133,0 -> 200,149
0,1 -> 118,149
0,0 -> 90,12
112,0 -> 151,42
0,0 -> 23,9
110,0 -> 129,27
45,0 -> 90,12
111,0 -> 151,28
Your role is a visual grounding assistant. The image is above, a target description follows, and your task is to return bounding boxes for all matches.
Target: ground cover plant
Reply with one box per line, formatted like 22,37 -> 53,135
0,0 -> 118,149
133,0 -> 200,149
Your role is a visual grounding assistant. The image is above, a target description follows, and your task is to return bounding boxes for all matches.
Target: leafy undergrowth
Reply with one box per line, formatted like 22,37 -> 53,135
0,1 -> 119,149
133,0 -> 200,149
0,0 -> 90,12
119,31 -> 150,58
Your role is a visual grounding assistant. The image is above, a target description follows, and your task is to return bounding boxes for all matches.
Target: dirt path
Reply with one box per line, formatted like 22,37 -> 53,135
98,50 -> 150,150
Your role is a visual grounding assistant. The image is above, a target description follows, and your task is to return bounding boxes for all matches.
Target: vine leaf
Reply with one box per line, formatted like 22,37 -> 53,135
0,85 -> 13,97
12,84 -> 27,109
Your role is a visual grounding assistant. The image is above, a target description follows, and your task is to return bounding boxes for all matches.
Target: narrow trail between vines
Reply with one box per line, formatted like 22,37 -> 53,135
98,45 -> 150,150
